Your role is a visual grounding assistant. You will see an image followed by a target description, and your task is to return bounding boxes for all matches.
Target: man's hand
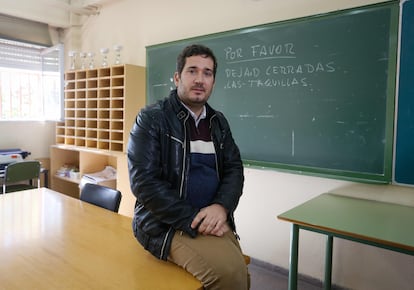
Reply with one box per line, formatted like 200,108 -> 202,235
191,204 -> 229,236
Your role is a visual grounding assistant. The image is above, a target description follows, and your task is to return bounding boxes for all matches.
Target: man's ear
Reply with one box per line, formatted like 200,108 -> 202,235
173,72 -> 180,86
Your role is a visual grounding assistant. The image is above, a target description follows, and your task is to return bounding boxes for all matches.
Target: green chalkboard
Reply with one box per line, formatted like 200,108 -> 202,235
146,2 -> 399,183
395,0 -> 414,185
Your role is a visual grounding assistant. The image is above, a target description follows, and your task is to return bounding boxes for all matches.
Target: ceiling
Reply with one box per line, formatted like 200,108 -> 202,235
0,0 -> 102,28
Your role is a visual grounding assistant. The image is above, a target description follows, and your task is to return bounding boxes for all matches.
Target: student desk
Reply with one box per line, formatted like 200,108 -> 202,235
0,188 -> 202,290
278,193 -> 414,290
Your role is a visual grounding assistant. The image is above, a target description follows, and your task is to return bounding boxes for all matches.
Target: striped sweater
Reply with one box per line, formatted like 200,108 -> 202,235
186,115 -> 219,209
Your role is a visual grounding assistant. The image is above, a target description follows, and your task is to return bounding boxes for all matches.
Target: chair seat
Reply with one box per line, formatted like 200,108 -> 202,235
5,183 -> 38,193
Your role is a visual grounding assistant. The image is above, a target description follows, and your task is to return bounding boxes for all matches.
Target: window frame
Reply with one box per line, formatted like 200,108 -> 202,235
0,39 -> 64,121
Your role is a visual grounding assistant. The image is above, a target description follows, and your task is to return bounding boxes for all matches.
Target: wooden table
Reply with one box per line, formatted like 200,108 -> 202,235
278,193 -> 414,290
0,188 -> 202,290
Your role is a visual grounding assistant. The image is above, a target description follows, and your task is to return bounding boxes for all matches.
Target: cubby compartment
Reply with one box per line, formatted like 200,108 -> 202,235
111,88 -> 124,98
111,65 -> 124,76
98,99 -> 110,109
75,121 -> 86,130
111,110 -> 123,120
75,109 -> 86,119
87,79 -> 98,89
50,145 -> 119,199
111,77 -> 124,87
76,71 -> 86,80
76,81 -> 86,90
110,142 -> 123,152
56,126 -> 65,136
111,121 -> 123,131
76,99 -> 86,109
75,138 -> 86,147
98,141 -> 110,150
86,139 -> 97,149
65,128 -> 75,136
86,69 -> 98,78
65,137 -> 75,146
76,91 -> 86,100
98,109 -> 110,119
86,128 -> 98,138
65,71 -> 75,81
87,89 -> 97,99
56,136 -> 65,144
98,78 -> 110,88
65,109 -> 75,119
111,131 -> 123,141
66,119 -> 75,127
65,91 -> 75,99
87,99 -> 97,109
98,67 -> 110,77
98,130 -> 110,140
75,129 -> 86,139
111,99 -> 124,109
86,112 -> 97,122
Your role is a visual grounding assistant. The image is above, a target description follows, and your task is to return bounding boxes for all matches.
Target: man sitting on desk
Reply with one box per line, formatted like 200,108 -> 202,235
127,44 -> 249,289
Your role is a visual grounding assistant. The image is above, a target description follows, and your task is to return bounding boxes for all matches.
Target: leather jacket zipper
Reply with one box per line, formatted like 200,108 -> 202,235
160,227 -> 174,259
209,114 -> 221,180
179,114 -> 189,199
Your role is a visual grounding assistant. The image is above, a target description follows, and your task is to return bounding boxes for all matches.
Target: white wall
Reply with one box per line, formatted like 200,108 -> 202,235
61,0 -> 414,289
0,121 -> 55,159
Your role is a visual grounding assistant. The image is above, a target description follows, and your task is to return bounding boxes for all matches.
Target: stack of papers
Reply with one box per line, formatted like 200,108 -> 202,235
80,166 -> 117,188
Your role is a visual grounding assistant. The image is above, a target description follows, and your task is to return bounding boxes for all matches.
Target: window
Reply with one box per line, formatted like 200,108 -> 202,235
0,38 -> 64,121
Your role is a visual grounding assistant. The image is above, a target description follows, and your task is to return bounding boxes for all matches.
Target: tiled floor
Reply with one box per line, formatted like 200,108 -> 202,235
248,260 -> 323,290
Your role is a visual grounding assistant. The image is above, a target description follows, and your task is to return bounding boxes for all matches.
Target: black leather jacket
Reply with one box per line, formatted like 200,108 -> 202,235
127,89 -> 244,260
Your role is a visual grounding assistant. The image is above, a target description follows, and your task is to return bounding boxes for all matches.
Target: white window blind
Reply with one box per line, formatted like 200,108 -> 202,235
0,38 -> 63,121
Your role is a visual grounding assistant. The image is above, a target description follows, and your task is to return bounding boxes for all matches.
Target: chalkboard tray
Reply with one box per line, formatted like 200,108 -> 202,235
146,1 -> 399,183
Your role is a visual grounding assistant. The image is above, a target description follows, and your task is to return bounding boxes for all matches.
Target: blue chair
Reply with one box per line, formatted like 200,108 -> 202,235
80,183 -> 122,213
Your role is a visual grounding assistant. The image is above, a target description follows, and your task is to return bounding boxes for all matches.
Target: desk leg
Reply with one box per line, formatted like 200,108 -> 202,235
324,235 -> 333,290
43,169 -> 49,188
288,224 -> 299,290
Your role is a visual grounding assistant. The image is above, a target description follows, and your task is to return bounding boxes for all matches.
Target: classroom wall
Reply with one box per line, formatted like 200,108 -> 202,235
0,121 -> 55,159
60,0 -> 413,289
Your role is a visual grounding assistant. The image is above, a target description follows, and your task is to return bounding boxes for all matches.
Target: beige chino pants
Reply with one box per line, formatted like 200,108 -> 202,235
168,230 -> 250,290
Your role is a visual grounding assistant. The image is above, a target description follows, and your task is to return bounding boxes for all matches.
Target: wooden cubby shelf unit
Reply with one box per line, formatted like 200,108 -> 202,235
57,64 -> 145,153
